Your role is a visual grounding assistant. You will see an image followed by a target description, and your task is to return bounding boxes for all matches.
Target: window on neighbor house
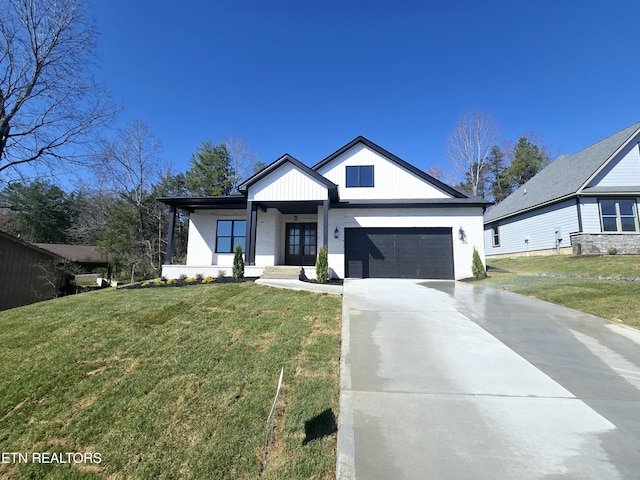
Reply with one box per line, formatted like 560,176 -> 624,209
216,220 -> 246,253
492,224 -> 500,247
599,199 -> 638,232
346,165 -> 374,187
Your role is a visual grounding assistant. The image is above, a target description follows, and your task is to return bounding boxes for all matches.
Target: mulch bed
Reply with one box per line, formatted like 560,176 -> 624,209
120,277 -> 258,290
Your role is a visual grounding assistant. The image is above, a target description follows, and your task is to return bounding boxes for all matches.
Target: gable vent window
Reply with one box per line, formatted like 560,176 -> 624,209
346,165 -> 374,187
599,199 -> 638,232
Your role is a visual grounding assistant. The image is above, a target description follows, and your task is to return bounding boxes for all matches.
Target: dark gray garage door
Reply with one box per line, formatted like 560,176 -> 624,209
345,227 -> 454,279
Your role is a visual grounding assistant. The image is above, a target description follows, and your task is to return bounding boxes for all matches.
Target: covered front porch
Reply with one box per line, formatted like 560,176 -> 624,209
159,152 -> 339,280
159,196 -> 332,280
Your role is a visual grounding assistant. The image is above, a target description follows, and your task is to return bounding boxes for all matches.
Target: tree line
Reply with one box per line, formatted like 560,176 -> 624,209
442,110 -> 552,202
0,119 -> 261,281
0,0 -> 554,283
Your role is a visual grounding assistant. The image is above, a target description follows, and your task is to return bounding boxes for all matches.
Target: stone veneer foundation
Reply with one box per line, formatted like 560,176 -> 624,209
571,233 -> 640,255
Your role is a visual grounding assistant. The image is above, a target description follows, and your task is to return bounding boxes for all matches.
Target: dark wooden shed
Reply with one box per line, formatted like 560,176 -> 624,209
0,231 -> 64,311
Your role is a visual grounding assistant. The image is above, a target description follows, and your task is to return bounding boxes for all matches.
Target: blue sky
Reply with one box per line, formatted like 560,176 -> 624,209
88,0 -> 640,181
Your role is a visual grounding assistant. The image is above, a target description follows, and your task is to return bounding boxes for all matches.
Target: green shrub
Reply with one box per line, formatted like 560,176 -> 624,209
178,274 -> 188,281
316,245 -> 329,284
472,247 -> 486,279
233,244 -> 244,279
608,247 -> 618,255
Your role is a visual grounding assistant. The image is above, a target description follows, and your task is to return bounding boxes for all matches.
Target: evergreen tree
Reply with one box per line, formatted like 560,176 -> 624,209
2,181 -> 74,243
233,244 -> 244,279
185,141 -> 236,196
315,246 -> 329,284
503,137 -> 550,189
486,145 -> 511,202
472,247 -> 485,279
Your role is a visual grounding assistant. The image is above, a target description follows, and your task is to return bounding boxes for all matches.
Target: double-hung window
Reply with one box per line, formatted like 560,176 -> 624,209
491,224 -> 500,247
216,219 -> 246,253
346,165 -> 374,187
599,199 -> 638,232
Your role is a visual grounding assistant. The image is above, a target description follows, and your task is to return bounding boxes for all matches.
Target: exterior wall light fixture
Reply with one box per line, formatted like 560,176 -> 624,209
458,226 -> 467,243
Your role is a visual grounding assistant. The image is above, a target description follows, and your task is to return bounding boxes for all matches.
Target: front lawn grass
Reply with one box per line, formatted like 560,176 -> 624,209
0,283 -> 342,479
483,255 -> 640,329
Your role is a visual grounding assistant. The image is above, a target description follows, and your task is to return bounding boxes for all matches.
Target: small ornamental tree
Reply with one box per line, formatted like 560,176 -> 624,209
316,246 -> 329,284
233,244 -> 244,279
472,247 -> 486,279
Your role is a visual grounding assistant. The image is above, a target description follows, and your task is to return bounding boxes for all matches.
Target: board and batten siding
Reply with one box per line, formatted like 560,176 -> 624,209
248,163 -> 328,201
485,200 -> 579,255
586,142 -> 640,188
316,144 -> 450,200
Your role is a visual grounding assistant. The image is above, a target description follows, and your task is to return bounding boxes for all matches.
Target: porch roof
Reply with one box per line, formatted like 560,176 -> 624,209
157,195 -> 247,212
157,195 -> 329,214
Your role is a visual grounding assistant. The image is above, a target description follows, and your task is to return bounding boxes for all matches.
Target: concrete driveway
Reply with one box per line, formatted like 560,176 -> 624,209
337,279 -> 640,479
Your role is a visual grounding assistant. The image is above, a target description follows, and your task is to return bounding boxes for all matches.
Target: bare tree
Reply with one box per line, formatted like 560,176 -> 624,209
222,136 -> 261,190
446,110 -> 499,197
95,119 -> 165,280
425,164 -> 444,180
97,119 -> 163,210
0,0 -> 116,181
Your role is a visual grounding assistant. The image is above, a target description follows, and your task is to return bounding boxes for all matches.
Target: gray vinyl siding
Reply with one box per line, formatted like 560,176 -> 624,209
586,142 -> 640,188
485,200 -> 579,255
579,197 -> 602,233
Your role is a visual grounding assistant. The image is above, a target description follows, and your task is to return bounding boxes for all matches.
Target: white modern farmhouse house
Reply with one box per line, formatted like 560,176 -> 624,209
484,122 -> 640,257
160,136 -> 490,280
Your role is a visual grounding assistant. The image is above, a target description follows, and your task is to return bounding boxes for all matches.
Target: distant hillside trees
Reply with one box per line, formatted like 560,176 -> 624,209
0,180 -> 75,243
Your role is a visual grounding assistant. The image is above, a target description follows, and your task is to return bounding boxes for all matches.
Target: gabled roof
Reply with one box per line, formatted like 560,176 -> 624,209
484,122 -> 640,223
313,136 -> 475,200
33,244 -> 109,265
238,154 -> 338,197
0,230 -> 61,259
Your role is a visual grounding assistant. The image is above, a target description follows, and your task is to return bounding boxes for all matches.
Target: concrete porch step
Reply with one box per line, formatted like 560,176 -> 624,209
260,266 -> 302,280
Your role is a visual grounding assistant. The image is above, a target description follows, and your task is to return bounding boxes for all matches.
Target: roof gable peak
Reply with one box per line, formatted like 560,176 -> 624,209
237,152 -> 337,194
313,135 -> 471,199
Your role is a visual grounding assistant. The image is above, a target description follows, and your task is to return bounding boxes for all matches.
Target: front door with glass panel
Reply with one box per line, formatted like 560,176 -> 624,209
285,223 -> 317,266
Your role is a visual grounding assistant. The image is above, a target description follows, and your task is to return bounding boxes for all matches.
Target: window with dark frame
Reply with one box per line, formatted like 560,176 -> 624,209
492,224 -> 500,247
215,219 -> 246,253
346,165 -> 374,187
599,199 -> 638,232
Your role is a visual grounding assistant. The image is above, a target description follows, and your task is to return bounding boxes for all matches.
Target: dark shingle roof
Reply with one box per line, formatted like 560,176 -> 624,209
33,244 -> 109,264
484,122 -> 640,223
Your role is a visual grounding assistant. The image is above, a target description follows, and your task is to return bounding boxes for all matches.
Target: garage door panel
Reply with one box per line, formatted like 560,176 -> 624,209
345,228 -> 453,279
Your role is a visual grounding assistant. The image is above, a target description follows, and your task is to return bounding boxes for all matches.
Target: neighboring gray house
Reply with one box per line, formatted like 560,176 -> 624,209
484,122 -> 640,257
160,136 -> 490,280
